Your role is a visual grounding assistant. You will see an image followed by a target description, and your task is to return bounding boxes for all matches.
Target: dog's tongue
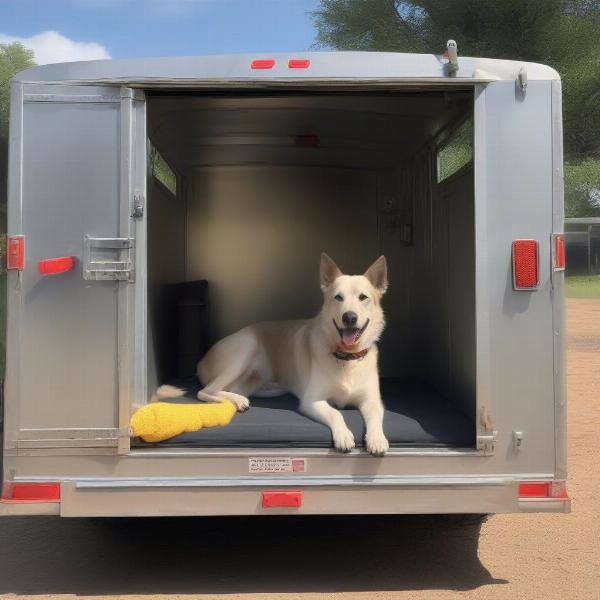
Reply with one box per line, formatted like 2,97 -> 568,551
342,330 -> 359,349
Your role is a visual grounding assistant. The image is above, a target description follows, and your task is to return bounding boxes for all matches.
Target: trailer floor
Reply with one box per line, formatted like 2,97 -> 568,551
134,377 -> 474,448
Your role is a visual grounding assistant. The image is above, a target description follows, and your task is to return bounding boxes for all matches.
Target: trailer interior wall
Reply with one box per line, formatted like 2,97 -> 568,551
145,91 -> 476,447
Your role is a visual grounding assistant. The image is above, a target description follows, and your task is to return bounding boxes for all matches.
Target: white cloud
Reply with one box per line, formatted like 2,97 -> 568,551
0,31 -> 110,65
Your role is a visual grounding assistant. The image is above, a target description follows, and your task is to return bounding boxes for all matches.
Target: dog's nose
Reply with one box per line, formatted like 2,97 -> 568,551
342,311 -> 358,327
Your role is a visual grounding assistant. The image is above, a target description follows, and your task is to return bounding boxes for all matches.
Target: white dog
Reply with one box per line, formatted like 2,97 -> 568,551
158,253 -> 389,456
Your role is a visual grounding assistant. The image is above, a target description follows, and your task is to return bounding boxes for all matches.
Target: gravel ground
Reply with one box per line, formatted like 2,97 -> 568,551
0,299 -> 598,600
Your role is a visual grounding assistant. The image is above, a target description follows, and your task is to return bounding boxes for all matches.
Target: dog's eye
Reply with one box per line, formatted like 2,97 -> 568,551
359,294 -> 368,301
334,294 -> 343,302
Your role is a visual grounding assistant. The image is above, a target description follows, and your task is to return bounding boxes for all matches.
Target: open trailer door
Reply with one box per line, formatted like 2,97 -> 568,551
5,83 -> 146,455
473,78 -> 559,469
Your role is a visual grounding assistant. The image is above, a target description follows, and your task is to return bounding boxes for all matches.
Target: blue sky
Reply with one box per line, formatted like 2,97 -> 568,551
0,0 -> 324,64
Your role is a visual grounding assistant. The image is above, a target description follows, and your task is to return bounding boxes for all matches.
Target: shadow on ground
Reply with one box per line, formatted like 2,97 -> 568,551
0,514 -> 507,595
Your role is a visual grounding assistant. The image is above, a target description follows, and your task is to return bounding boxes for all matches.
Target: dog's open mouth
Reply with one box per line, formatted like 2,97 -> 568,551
333,319 -> 370,350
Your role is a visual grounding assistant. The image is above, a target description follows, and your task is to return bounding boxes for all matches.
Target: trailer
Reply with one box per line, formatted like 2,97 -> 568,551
2,51 -> 569,517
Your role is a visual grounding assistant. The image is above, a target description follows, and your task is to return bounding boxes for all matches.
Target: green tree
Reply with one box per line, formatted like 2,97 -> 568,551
0,43 -> 34,378
1,42 -> 35,207
312,0 -> 600,215
1,42 -> 35,141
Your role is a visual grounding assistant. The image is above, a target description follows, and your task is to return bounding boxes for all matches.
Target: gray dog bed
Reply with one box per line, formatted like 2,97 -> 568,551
134,378 -> 474,449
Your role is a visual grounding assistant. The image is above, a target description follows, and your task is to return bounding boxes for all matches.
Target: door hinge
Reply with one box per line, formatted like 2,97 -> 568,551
131,194 -> 145,219
477,405 -> 497,455
83,235 -> 135,282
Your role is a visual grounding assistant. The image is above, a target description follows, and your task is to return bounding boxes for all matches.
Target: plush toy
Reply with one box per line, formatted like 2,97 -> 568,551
131,401 -> 237,443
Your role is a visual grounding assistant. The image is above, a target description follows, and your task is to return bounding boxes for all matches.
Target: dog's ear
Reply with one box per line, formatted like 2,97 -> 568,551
320,253 -> 342,291
364,255 -> 388,295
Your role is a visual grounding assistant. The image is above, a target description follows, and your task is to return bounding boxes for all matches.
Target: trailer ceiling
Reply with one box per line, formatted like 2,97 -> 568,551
147,91 -> 472,173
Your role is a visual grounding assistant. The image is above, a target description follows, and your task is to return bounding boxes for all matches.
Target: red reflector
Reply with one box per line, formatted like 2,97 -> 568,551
295,134 -> 319,148
262,490 -> 303,508
519,481 -> 568,499
288,59 -> 310,69
7,235 -> 24,271
251,59 -> 275,70
38,256 -> 75,275
554,233 -> 566,271
2,482 -> 61,502
512,239 -> 539,290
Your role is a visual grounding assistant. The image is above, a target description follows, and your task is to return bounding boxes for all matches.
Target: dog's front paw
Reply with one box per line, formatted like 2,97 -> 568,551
365,431 -> 389,457
332,426 -> 355,453
232,396 -> 250,412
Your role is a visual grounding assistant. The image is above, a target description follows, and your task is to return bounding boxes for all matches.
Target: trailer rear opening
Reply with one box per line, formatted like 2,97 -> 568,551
2,52 -> 568,517
144,90 -> 476,450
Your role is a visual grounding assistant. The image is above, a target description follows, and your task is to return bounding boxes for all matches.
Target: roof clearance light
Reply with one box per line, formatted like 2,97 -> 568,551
288,59 -> 310,69
512,239 -> 539,290
251,59 -> 275,70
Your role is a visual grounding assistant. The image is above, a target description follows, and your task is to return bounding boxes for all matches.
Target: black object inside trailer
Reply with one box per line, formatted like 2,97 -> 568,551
134,378 -> 474,448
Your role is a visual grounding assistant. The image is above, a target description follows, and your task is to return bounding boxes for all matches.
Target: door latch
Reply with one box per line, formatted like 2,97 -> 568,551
83,235 -> 134,282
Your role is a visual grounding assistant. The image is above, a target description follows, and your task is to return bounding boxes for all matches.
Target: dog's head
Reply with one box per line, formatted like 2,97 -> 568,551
319,253 -> 388,351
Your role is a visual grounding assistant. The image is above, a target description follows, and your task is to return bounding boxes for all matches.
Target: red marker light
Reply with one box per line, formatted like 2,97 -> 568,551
7,236 -> 24,271
554,233 -> 566,271
519,481 -> 568,500
2,482 -> 61,502
288,59 -> 310,69
512,239 -> 539,290
251,59 -> 275,70
262,490 -> 303,508
38,256 -> 75,275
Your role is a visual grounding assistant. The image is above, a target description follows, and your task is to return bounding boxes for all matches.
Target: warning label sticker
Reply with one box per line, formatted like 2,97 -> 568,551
249,457 -> 307,473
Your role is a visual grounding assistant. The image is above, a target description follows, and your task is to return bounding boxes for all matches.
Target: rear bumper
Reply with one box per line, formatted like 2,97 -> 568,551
0,475 -> 570,516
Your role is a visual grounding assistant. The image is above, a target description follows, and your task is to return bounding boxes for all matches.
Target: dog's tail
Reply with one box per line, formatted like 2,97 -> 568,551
154,384 -> 187,401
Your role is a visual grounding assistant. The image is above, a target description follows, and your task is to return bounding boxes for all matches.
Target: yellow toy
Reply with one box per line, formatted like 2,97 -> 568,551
131,401 -> 237,443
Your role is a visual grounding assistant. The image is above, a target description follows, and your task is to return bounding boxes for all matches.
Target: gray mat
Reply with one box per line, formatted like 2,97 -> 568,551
134,378 -> 474,448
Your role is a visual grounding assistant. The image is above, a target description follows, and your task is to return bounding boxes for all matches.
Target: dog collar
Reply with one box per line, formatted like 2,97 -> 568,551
332,348 -> 369,361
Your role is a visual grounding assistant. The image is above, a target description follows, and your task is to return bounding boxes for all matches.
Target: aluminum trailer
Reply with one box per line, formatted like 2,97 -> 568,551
2,51 -> 569,516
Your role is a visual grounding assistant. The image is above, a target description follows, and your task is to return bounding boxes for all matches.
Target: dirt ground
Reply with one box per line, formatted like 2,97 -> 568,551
0,299 -> 598,600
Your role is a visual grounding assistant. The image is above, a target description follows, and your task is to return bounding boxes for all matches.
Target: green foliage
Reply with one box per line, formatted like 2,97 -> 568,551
566,275 -> 600,298
0,43 -> 33,378
312,1 -> 600,172
148,138 -> 177,196
565,159 -> 600,217
437,118 -> 473,182
0,42 -> 35,140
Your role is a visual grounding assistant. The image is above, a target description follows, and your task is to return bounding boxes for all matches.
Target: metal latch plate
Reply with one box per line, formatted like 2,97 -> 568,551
83,235 -> 134,282
477,431 -> 498,455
